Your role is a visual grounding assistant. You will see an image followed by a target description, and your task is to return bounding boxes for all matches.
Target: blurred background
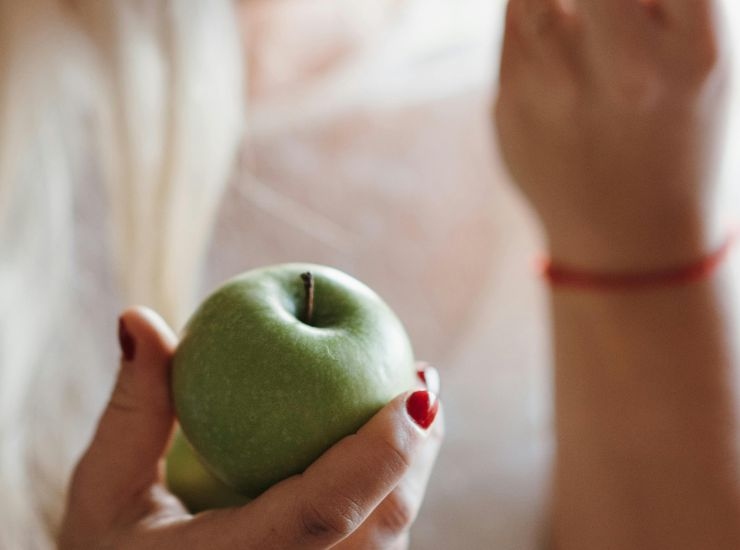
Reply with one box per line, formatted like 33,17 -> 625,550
1,0 -> 740,548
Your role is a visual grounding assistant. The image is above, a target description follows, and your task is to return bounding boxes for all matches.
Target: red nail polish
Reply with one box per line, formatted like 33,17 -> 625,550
406,390 -> 439,430
118,317 -> 136,361
417,365 -> 440,396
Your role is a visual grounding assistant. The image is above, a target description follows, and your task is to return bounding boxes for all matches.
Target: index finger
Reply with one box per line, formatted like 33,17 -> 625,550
179,391 -> 440,549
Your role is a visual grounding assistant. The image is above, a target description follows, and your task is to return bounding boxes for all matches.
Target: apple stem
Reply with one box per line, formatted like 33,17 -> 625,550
300,272 -> 315,325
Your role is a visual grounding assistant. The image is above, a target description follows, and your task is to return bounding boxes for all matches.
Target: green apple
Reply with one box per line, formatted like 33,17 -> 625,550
171,263 -> 416,500
166,430 -> 250,512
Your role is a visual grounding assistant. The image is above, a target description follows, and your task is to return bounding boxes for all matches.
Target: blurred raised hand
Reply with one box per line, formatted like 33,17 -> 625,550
495,0 -> 730,270
495,2 -> 740,549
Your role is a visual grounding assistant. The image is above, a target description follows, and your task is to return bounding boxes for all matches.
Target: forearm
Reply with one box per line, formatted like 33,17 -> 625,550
493,0 -> 737,545
551,265 -> 740,549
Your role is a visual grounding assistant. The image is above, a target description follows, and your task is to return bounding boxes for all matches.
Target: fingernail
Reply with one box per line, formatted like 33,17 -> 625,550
118,317 -> 136,361
416,368 -> 427,384
416,364 -> 441,396
406,390 -> 439,430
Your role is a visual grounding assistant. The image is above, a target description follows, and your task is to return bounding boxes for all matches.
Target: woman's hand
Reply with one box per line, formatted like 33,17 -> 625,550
59,307 -> 443,550
495,3 -> 740,548
495,0 -> 730,270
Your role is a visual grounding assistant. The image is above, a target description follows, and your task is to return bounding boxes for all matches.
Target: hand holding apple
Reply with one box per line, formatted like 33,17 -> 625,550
60,307 -> 443,550
172,263 -> 419,498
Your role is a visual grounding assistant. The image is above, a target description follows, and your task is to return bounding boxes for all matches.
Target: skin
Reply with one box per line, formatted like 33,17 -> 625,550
496,0 -> 740,548
59,307 -> 443,549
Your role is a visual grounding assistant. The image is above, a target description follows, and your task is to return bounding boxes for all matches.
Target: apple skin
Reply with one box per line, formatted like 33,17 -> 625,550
172,263 -> 416,499
166,430 -> 251,512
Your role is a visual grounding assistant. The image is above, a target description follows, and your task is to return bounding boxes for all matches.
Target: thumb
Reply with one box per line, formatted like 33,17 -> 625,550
71,307 -> 178,515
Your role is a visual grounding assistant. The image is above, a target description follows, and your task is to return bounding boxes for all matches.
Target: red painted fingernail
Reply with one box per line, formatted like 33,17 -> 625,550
118,317 -> 136,361
417,364 -> 441,395
406,390 -> 439,430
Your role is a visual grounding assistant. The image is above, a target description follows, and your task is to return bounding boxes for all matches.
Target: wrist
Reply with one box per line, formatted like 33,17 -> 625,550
543,211 -> 724,273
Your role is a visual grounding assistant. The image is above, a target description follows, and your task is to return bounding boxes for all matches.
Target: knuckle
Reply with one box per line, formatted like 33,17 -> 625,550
687,41 -> 725,80
107,394 -> 140,416
106,376 -> 169,419
377,490 -> 417,534
107,375 -> 142,416
374,436 -> 412,479
299,497 -> 364,541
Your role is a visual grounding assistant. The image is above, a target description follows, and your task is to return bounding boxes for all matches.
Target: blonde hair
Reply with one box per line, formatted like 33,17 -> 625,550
0,0 -> 245,547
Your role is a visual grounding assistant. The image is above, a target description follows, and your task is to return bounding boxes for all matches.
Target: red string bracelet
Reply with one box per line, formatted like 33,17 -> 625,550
537,231 -> 737,291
